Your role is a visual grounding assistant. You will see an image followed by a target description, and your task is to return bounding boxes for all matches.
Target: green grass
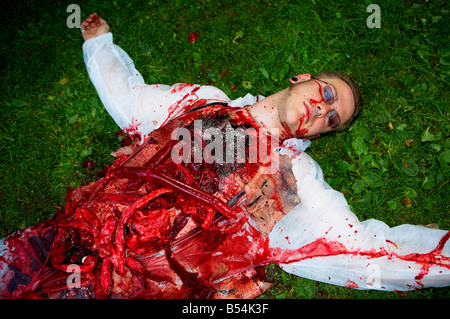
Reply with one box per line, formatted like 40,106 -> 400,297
0,0 -> 448,299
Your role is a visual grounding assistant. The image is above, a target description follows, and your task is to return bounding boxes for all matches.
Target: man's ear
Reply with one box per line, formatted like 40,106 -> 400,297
290,73 -> 311,84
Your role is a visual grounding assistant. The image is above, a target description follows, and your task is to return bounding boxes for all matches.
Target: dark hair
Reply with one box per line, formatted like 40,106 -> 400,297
311,70 -> 363,132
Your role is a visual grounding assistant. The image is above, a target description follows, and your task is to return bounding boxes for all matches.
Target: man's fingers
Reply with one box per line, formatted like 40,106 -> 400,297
90,13 -> 100,25
81,21 -> 91,30
82,13 -> 99,27
81,17 -> 99,29
81,13 -> 108,38
81,19 -> 92,27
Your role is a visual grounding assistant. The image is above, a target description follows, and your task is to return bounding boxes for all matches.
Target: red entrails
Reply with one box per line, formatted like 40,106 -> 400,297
38,104 -> 288,299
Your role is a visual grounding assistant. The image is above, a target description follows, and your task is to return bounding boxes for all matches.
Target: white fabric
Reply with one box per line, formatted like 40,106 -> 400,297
270,151 -> 450,290
83,33 -> 263,141
83,33 -> 450,291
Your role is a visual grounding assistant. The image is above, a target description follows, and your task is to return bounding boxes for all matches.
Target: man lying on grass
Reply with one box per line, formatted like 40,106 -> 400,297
0,13 -> 448,299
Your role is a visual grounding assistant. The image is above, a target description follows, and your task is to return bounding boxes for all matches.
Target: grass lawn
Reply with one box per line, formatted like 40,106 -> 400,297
0,0 -> 448,299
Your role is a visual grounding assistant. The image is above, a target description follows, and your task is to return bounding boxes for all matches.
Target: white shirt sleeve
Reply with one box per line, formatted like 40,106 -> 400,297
83,33 -> 232,142
269,149 -> 450,291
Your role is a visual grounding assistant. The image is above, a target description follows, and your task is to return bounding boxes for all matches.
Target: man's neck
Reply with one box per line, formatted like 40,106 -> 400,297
246,88 -> 287,139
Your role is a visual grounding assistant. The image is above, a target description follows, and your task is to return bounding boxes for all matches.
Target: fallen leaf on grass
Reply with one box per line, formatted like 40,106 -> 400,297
402,197 -> 412,208
233,30 -> 244,43
388,122 -> 393,130
404,139 -> 414,146
242,81 -> 252,89
421,127 -> 438,142
59,77 -> 69,85
402,159 -> 419,176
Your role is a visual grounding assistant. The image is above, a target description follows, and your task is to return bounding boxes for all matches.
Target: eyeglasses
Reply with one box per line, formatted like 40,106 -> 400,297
311,79 -> 340,129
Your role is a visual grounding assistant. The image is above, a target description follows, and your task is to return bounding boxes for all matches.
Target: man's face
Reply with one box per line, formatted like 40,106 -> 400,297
278,74 -> 356,139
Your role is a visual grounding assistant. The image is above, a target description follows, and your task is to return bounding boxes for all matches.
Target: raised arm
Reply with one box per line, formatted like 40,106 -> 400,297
82,13 -> 168,140
81,14 -> 232,142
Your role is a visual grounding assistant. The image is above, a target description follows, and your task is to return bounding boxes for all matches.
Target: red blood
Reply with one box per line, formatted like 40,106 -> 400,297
171,83 -> 194,94
82,160 -> 95,168
281,122 -> 295,140
310,80 -> 326,105
345,280 -> 359,289
392,231 -> 450,281
295,115 -> 308,137
188,32 -> 198,43
27,104 -> 278,298
121,135 -> 132,146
